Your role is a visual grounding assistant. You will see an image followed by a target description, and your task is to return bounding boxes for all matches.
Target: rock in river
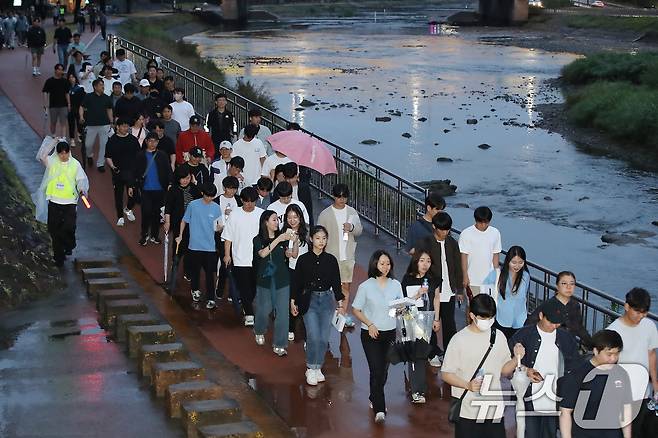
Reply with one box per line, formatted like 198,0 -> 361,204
467,118 -> 478,125
415,179 -> 457,197
601,233 -> 645,245
375,116 -> 392,122
477,143 -> 491,150
299,99 -> 317,107
402,132 -> 412,138
360,139 -> 380,145
652,221 -> 658,227
436,157 -> 453,162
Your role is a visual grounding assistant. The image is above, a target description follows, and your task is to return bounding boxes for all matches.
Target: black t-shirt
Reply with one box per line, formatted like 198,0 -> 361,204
156,135 -> 175,157
53,27 -> 72,45
82,92 -> 113,126
42,77 -> 70,108
114,96 -> 143,123
401,273 -> 437,311
181,162 -> 210,187
105,133 -> 141,181
559,361 -> 632,438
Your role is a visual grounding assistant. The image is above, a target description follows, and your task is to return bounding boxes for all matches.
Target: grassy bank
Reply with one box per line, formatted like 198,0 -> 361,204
117,13 -> 277,110
566,15 -> 658,33
0,149 -> 62,310
561,52 -> 658,147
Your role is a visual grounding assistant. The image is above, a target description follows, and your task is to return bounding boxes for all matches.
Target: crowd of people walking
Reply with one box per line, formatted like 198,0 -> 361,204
11,7 -> 657,438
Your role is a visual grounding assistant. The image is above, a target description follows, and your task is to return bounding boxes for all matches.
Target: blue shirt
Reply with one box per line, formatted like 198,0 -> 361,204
352,277 -> 403,331
183,199 -> 222,252
487,270 -> 529,329
143,151 -> 162,191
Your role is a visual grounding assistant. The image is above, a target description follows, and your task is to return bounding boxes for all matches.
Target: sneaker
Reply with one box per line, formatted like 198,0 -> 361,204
255,334 -> 265,345
69,139 -> 76,148
429,356 -> 442,368
288,332 -> 295,341
315,369 -> 325,383
183,274 -> 191,282
32,67 -> 37,76
191,290 -> 201,302
124,208 -> 136,222
149,236 -> 162,245
206,300 -> 216,310
138,237 -> 148,246
36,68 -> 41,76
273,347 -> 287,356
116,217 -> 125,227
344,315 -> 356,328
411,392 -> 426,404
374,412 -> 386,423
305,368 -> 318,386
369,401 -> 373,409
244,315 -> 254,327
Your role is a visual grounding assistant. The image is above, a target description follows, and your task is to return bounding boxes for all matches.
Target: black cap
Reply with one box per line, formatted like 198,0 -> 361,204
189,115 -> 202,125
189,146 -> 204,158
541,299 -> 565,324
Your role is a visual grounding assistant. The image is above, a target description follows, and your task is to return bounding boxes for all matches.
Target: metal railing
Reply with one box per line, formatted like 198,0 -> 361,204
108,35 -> 657,334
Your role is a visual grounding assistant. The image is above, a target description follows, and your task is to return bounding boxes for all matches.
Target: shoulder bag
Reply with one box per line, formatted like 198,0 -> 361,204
448,328 -> 497,423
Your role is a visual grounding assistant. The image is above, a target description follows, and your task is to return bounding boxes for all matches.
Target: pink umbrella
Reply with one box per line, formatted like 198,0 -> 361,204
267,130 -> 337,175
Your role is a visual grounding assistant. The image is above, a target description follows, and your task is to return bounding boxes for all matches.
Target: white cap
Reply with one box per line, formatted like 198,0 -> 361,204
139,79 -> 150,87
219,140 -> 232,149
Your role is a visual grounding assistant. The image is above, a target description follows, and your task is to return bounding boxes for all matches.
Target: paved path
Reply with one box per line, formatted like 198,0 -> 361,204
0,20 -> 515,438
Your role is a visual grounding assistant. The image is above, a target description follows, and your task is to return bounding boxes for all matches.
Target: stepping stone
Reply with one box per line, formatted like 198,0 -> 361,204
102,299 -> 147,330
128,324 -> 175,358
96,289 -> 139,312
75,257 -> 115,271
81,267 -> 122,282
115,314 -> 161,342
198,421 -> 262,438
182,398 -> 240,438
165,380 -> 223,419
152,361 -> 206,397
140,342 -> 188,378
86,277 -> 129,298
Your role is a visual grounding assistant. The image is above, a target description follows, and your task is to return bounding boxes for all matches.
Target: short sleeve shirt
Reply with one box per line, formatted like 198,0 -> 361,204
42,77 -> 70,108
113,59 -> 137,86
183,199 -> 221,252
458,224 -> 502,286
351,277 -> 403,331
81,92 -> 112,126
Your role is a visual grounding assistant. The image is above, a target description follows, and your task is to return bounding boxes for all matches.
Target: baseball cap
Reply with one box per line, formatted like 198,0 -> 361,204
189,147 -> 204,158
219,140 -> 232,150
139,79 -> 150,87
541,299 -> 565,325
189,115 -> 202,125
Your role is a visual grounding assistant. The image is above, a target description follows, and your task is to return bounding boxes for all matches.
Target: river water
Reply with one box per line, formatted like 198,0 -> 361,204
186,13 -> 658,309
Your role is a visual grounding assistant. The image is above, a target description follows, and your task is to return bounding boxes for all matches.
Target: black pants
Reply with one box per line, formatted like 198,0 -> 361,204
440,296 -> 457,349
112,177 -> 135,219
100,24 -> 106,39
47,201 -> 77,263
361,328 -> 395,414
188,250 -> 216,301
67,108 -> 82,140
455,418 -> 505,438
493,321 -> 518,342
90,20 -> 96,32
632,399 -> 654,438
524,416 -> 558,438
232,266 -> 256,316
408,359 -> 427,395
140,189 -> 164,239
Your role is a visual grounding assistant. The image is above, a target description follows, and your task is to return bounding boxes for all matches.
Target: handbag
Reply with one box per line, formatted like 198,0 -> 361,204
447,328 -> 497,424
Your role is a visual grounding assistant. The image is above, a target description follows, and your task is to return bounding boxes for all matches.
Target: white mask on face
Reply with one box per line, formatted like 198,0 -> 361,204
174,93 -> 183,101
475,317 -> 495,332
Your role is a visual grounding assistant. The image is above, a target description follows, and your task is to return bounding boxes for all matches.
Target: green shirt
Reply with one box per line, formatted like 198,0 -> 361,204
253,235 -> 290,289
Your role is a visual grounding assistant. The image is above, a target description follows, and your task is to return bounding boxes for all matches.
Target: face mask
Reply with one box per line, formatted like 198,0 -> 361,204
173,93 -> 183,101
475,317 -> 495,331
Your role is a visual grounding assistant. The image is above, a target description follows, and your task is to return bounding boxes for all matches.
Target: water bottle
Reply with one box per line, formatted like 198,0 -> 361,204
475,368 -> 485,394
422,278 -> 429,309
648,393 -> 658,411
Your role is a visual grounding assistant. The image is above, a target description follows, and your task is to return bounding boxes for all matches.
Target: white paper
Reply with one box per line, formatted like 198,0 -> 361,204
389,297 -> 419,309
332,311 -> 346,333
405,285 -> 425,307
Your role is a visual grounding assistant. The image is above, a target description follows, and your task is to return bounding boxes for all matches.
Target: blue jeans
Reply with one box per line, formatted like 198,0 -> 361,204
255,281 -> 289,348
303,290 -> 335,369
57,44 -> 69,68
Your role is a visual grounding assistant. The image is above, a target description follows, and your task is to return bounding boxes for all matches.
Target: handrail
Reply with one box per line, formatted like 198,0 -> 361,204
108,35 -> 657,332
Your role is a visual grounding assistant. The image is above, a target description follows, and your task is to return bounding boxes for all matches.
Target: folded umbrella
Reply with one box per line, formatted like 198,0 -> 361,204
267,130 -> 337,175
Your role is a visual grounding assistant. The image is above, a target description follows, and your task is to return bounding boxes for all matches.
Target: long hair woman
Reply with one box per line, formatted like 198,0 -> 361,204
281,203 -> 309,342
493,245 -> 530,340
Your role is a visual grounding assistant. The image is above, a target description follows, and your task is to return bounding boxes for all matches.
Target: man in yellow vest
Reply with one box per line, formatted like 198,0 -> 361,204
40,141 -> 89,267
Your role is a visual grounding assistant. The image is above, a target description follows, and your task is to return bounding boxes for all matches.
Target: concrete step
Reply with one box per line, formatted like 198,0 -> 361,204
115,314 -> 161,342
182,398 -> 240,438
96,289 -> 139,312
139,342 -> 188,378
197,421 -> 262,438
74,257 -> 115,272
81,267 -> 122,282
101,299 -> 148,330
152,361 -> 206,398
128,324 -> 176,358
165,380 -> 224,419
86,277 -> 129,298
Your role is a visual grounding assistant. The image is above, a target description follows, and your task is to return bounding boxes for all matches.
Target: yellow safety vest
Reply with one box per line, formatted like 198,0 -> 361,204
45,159 -> 79,203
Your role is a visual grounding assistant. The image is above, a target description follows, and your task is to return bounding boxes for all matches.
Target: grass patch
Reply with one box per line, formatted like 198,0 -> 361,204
117,14 -> 277,111
566,15 -> 658,33
561,52 -> 658,85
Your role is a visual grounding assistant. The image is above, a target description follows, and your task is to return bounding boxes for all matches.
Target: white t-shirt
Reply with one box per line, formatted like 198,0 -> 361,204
102,77 -> 115,96
239,124 -> 273,154
170,100 -> 195,131
216,194 -> 239,226
608,317 -> 658,400
458,224 -> 502,286
113,59 -> 137,86
441,327 -> 511,420
331,206 -> 348,261
438,240 -> 454,302
232,138 -> 266,186
268,199 -> 309,227
220,206 -> 263,267
289,240 -> 309,270
211,159 -> 231,195
79,72 -> 96,94
531,326 -> 559,412
261,153 -> 291,178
